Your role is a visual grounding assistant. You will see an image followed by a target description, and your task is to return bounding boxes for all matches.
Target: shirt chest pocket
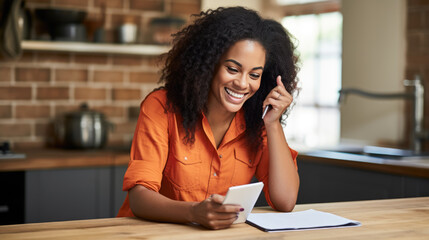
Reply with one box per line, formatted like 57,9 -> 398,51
231,148 -> 258,185
164,149 -> 202,191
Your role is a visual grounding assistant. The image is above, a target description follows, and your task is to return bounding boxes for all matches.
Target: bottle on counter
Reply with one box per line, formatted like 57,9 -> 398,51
117,16 -> 137,44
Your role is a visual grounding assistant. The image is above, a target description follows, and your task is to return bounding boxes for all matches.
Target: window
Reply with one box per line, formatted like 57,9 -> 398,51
282,12 -> 342,149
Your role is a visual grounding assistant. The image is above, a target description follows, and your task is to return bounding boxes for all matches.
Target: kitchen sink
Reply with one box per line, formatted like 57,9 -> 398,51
0,153 -> 26,160
0,142 -> 26,160
322,145 -> 429,160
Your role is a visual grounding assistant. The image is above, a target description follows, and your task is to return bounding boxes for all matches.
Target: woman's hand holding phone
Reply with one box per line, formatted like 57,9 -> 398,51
190,194 -> 242,230
262,75 -> 293,124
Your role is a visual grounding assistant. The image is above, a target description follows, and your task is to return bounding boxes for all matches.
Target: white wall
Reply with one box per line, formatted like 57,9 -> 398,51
340,0 -> 407,146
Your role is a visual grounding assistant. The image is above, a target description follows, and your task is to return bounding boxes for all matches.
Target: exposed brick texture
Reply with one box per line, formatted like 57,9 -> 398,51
37,87 -> 70,100
407,34 -> 420,54
14,141 -> 46,149
56,69 -> 88,82
16,67 -> 50,82
54,0 -> 89,8
0,105 -> 12,118
18,52 -> 35,62
75,87 -> 107,100
0,123 -> 32,137
170,1 -> 201,15
111,121 -> 138,136
0,87 -> 32,100
128,106 -> 140,119
54,104 -> 81,116
129,0 -> 164,11
0,67 -> 11,82
37,52 -> 71,63
16,105 -> 51,119
35,122 -> 50,137
25,0 -> 50,4
93,0 -> 123,8
144,56 -> 164,68
423,33 -> 429,52
130,71 -> 160,83
406,0 -> 429,151
112,88 -> 141,100
93,70 -> 124,83
93,105 -> 126,118
112,55 -> 145,66
111,14 -> 141,29
74,54 -> 109,65
0,0 -> 196,149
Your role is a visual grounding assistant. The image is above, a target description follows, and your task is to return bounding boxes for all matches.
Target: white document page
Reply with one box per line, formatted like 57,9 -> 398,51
247,209 -> 361,232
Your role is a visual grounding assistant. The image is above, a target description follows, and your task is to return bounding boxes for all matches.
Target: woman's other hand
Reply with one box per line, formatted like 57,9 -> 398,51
190,194 -> 242,230
262,75 -> 293,125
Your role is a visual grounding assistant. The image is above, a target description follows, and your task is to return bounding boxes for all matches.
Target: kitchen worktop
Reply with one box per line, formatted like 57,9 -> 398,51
0,148 -> 130,172
1,197 -> 428,239
299,150 -> 429,179
1,148 -> 429,178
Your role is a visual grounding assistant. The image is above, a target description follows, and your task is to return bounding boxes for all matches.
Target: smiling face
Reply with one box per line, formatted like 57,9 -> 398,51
206,39 -> 266,115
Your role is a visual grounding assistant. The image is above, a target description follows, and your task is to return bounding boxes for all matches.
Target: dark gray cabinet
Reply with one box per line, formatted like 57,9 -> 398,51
296,159 -> 429,204
25,166 -> 127,223
0,172 -> 25,225
113,165 -> 127,216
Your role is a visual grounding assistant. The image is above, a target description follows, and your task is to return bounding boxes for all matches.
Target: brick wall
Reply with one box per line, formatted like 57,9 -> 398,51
0,0 -> 201,149
406,0 -> 429,151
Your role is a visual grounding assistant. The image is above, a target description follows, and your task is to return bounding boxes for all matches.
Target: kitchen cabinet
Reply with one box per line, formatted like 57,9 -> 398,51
113,166 -> 127,216
3,149 -> 429,223
25,166 -> 127,223
297,158 -> 429,204
0,172 -> 25,225
0,149 -> 129,224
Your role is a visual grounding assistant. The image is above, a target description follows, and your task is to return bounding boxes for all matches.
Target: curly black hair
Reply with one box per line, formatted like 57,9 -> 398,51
160,7 -> 299,149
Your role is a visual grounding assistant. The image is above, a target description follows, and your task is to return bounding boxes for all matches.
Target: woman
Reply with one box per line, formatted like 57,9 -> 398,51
117,7 -> 300,230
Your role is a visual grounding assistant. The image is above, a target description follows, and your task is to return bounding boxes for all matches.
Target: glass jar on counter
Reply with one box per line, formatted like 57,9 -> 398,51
146,16 -> 185,45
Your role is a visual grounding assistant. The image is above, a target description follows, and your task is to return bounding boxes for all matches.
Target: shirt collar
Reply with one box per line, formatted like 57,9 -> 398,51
201,109 -> 246,149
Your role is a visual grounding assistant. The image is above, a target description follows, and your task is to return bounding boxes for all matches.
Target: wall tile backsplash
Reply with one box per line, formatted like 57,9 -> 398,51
0,0 -> 200,149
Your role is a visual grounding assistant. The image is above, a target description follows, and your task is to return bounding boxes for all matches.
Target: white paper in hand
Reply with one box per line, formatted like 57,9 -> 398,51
222,182 -> 264,224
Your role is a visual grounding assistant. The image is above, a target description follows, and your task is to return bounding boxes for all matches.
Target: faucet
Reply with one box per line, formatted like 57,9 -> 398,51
338,75 -> 427,153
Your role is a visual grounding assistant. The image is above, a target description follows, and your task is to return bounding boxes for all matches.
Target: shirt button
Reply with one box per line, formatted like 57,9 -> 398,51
184,156 -> 188,161
219,154 -> 222,158
214,172 -> 217,177
249,159 -> 252,163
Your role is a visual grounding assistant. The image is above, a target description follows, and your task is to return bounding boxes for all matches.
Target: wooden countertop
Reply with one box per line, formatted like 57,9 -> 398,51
0,149 -> 130,172
299,150 -> 429,179
1,148 -> 429,179
1,197 -> 428,239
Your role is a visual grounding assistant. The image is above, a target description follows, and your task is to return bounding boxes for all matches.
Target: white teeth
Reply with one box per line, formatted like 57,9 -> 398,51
225,88 -> 245,98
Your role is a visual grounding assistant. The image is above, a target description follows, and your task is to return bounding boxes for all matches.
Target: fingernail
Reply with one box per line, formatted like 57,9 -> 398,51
240,208 -> 244,212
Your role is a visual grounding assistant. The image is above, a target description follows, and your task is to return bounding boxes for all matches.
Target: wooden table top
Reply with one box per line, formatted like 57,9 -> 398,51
1,197 -> 428,239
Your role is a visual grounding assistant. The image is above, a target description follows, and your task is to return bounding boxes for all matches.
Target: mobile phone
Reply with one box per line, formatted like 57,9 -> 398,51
222,182 -> 264,224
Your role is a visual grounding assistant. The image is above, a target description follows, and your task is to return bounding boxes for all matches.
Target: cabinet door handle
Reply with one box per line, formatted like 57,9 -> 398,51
0,205 -> 9,213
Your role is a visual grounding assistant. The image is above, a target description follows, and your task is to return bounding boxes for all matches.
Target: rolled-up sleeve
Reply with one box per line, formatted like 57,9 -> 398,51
122,91 -> 169,193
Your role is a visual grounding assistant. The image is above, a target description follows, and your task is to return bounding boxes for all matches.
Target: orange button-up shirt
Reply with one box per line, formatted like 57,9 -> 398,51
117,89 -> 297,217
